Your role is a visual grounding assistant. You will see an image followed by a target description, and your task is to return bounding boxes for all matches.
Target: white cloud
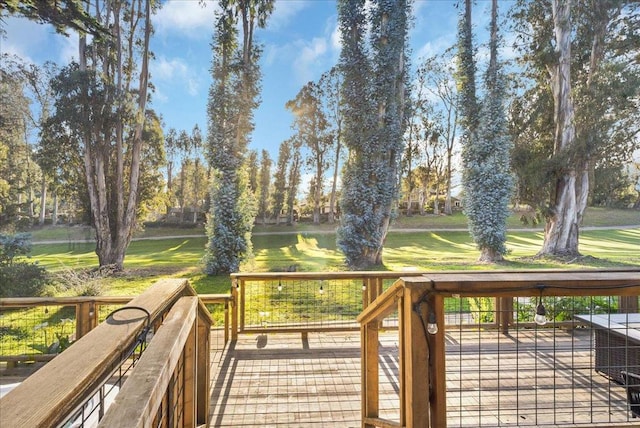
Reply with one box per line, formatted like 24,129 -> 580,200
269,0 -> 312,30
153,56 -> 189,80
151,56 -> 202,99
58,31 -> 80,64
415,34 -> 454,61
329,19 -> 341,52
293,37 -> 327,84
153,0 -> 218,38
187,78 -> 199,96
1,17 -> 50,64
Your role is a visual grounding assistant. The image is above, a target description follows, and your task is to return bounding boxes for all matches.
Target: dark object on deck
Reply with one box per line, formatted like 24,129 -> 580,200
622,371 -> 640,418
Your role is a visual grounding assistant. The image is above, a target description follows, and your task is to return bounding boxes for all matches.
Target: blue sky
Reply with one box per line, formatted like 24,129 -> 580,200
1,0 -> 511,159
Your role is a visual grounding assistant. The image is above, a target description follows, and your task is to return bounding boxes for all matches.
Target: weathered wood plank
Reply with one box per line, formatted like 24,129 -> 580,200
428,294 -> 447,428
98,296 -> 198,428
403,286 -> 430,427
407,271 -> 640,297
362,417 -> 403,428
0,278 -> 190,428
357,280 -> 405,324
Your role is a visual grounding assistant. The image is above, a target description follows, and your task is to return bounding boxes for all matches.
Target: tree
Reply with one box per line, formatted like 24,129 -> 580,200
418,50 -> 460,215
286,81 -> 331,224
271,140 -> 290,225
45,0 -> 156,270
337,0 -> 409,269
0,0 -> 107,37
461,0 -> 513,262
164,128 -> 179,209
204,0 -> 274,274
257,150 -> 272,224
0,65 -> 37,227
247,150 -> 259,194
286,136 -> 302,225
510,0 -> 640,257
318,67 -> 343,223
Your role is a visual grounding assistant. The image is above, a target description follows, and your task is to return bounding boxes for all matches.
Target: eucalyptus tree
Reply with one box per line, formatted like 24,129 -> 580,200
257,150 -> 272,225
204,0 -> 274,274
337,0 -> 410,269
510,0 -> 640,257
164,128 -> 179,207
286,81 -> 332,224
402,59 -> 429,217
271,140 -> 290,225
2,58 -> 59,226
418,50 -> 459,215
247,150 -> 259,194
318,67 -> 343,223
0,68 -> 32,226
43,0 -> 157,270
462,0 -> 513,262
0,0 -> 106,37
286,136 -> 302,225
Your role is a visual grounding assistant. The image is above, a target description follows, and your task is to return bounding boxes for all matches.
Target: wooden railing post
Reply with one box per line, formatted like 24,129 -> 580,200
428,294 -> 447,427
361,319 -> 379,427
619,296 -> 639,313
240,279 -> 246,333
231,279 -> 239,341
75,300 -> 97,339
184,320 -> 197,426
403,283 -> 430,428
197,309 -> 211,425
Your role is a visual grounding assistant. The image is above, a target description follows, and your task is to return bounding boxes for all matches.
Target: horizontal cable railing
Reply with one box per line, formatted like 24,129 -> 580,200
0,279 -> 220,428
358,270 -> 640,428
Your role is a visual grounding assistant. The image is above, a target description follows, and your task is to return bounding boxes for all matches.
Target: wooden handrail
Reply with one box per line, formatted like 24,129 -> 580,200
98,296 -> 212,427
414,270 -> 640,297
0,296 -> 132,307
0,278 -> 194,428
230,271 -> 425,281
356,279 -> 405,324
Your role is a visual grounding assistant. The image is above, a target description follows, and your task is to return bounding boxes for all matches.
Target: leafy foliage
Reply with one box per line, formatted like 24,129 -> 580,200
0,0 -> 107,37
0,233 -> 49,297
286,82 -> 332,224
509,0 -> 640,255
461,0 -> 513,261
337,0 -> 410,269
204,0 -> 273,274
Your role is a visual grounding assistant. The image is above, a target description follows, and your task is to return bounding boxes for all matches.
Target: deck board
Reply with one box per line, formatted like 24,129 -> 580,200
208,329 -> 637,427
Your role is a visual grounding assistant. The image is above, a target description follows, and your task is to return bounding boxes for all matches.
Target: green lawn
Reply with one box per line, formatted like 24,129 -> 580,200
26,226 -> 640,297
5,225 -> 638,357
26,207 -> 640,242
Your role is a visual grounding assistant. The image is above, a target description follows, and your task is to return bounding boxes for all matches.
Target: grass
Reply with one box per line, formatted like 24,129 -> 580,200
4,222 -> 638,357
25,207 -> 639,242
23,227 -> 640,298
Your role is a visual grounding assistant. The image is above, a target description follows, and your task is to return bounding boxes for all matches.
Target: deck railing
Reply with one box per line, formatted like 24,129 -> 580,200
0,279 -> 228,428
357,270 -> 640,428
229,271 -> 426,339
0,295 -> 132,364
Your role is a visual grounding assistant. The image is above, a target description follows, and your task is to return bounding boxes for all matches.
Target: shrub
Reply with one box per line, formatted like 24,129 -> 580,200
0,261 -> 49,297
0,232 -> 50,297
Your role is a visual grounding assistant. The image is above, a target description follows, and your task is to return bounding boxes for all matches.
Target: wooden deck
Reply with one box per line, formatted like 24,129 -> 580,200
208,329 -> 636,427
1,328 -> 636,427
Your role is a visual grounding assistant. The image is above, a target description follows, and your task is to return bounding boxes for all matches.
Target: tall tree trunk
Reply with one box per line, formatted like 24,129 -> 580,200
328,133 -> 341,223
38,178 -> 46,225
433,180 -> 440,215
444,151 -> 453,215
52,191 -> 58,225
539,0 -> 580,257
